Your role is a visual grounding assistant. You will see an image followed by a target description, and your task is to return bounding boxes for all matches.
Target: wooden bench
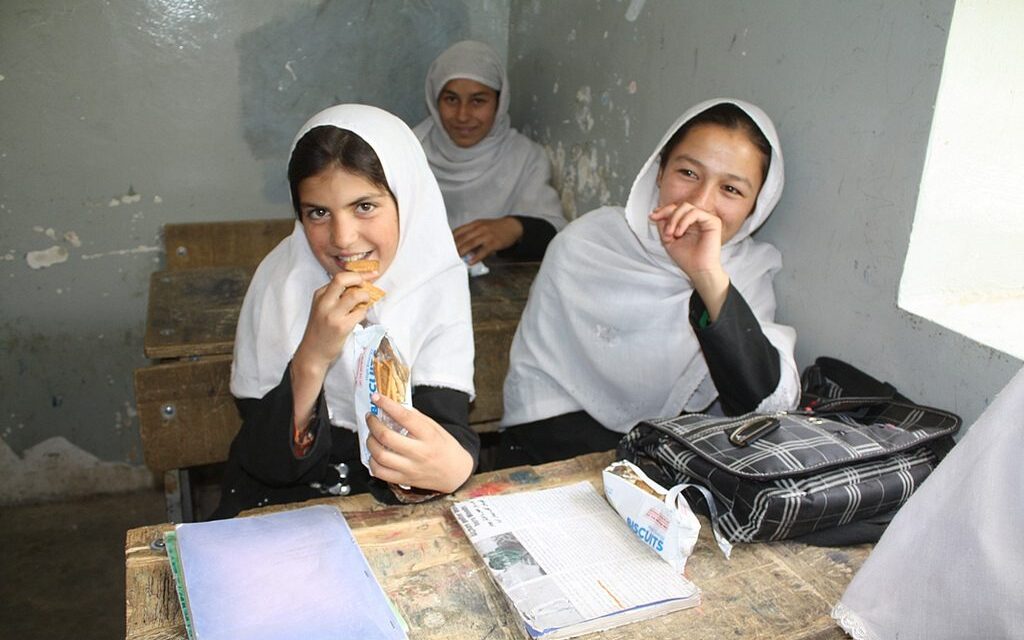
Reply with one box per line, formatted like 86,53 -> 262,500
134,219 -> 536,522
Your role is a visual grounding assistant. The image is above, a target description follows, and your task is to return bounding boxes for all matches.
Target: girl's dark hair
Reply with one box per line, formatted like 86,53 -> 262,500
658,103 -> 772,183
287,126 -> 394,218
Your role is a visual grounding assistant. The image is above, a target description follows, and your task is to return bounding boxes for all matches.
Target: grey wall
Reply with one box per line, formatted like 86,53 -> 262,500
506,1 -> 1020,427
0,0 -> 509,503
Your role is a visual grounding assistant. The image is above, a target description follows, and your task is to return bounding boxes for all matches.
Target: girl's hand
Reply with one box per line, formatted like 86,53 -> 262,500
649,202 -> 727,277
290,271 -> 374,434
453,217 -> 524,264
293,271 -> 372,374
365,393 -> 474,494
649,203 -> 731,321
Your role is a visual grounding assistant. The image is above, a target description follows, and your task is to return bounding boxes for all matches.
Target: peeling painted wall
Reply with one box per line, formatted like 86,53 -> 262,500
506,0 -> 1020,428
0,0 -> 509,504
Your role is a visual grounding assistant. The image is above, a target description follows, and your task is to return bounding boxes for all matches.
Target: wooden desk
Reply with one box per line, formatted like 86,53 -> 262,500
134,219 -> 538,521
125,452 -> 867,640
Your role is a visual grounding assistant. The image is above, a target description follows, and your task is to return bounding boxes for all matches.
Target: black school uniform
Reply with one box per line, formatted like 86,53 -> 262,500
492,284 -> 780,469
211,368 -> 477,520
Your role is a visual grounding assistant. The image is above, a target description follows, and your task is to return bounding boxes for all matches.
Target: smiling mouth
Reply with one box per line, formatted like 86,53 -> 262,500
335,250 -> 373,265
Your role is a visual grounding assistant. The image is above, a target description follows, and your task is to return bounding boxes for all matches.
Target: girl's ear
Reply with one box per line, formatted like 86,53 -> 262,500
655,166 -> 664,190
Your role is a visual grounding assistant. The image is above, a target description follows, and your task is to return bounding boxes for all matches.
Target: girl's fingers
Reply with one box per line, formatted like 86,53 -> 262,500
366,419 -> 409,466
649,203 -> 676,221
368,455 -> 405,485
367,411 -> 406,450
370,393 -> 424,435
322,271 -> 364,295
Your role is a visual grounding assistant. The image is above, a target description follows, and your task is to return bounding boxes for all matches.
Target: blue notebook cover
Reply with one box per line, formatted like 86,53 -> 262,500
170,504 -> 407,640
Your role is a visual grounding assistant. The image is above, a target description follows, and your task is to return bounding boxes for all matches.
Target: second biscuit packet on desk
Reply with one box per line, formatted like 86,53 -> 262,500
353,324 -> 439,504
603,460 -> 704,572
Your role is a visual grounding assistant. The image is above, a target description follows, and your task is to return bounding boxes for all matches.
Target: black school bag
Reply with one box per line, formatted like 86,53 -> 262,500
617,357 -> 961,544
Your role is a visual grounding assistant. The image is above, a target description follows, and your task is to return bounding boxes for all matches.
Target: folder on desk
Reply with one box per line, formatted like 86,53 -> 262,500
164,504 -> 407,640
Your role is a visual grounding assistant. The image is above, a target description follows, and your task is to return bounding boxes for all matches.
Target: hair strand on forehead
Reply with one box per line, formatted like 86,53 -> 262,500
287,126 -> 394,218
659,103 -> 772,182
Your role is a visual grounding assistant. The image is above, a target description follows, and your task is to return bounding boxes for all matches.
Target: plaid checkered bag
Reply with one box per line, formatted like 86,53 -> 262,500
617,396 -> 961,543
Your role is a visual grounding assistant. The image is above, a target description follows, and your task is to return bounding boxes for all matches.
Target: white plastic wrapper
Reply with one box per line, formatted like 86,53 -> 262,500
462,253 -> 490,277
352,324 -> 411,470
603,460 -> 702,572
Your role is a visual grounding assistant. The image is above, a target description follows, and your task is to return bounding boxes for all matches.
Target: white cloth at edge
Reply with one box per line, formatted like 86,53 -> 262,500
502,98 -> 800,432
412,40 -> 567,233
833,366 -> 1024,640
231,104 -> 475,431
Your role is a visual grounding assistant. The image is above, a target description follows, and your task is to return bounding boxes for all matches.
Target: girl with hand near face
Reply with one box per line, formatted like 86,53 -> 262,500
414,40 -> 567,265
495,99 -> 800,468
212,104 -> 478,519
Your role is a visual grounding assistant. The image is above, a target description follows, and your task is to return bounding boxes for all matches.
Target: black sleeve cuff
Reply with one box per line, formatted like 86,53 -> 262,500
690,284 -> 781,415
497,216 -> 557,262
412,386 -> 480,471
231,366 -> 332,486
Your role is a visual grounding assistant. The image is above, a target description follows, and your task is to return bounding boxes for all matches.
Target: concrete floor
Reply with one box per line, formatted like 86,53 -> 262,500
0,489 -> 166,640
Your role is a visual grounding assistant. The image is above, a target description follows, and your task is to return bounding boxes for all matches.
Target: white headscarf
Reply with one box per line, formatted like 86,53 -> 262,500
231,104 -> 475,430
833,366 -> 1024,640
413,40 -> 566,232
502,99 -> 799,432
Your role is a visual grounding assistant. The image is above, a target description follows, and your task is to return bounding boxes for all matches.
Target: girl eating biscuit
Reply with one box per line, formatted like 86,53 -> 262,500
213,104 -> 478,518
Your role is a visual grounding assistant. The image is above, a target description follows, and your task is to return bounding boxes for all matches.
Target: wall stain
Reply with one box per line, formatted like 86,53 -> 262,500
0,437 -> 152,505
624,0 -> 646,22
26,245 -> 69,269
575,86 -> 594,133
80,245 -> 160,260
546,141 -> 612,220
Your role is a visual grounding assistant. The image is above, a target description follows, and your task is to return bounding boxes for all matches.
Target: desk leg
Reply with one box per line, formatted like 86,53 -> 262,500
163,469 -> 194,523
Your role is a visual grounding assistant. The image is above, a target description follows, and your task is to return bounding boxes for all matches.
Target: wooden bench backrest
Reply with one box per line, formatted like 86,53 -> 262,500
164,219 -> 294,270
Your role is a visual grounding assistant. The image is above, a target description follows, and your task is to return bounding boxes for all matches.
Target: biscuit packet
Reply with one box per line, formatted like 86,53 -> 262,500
603,460 -> 732,572
352,324 -> 439,504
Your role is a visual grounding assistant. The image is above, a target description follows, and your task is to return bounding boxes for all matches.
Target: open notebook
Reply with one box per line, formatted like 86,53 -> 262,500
164,504 -> 407,640
452,481 -> 700,639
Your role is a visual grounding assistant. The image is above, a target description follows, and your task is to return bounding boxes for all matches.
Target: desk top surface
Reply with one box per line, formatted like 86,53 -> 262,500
143,262 -> 539,360
125,452 -> 867,640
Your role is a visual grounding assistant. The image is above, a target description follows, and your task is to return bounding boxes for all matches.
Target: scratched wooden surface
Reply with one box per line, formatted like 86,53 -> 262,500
125,452 -> 866,640
143,268 -> 252,360
133,355 -> 237,472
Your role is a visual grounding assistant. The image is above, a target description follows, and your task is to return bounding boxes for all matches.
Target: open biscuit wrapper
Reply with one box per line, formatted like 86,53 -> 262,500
353,324 -> 440,504
603,460 -> 732,572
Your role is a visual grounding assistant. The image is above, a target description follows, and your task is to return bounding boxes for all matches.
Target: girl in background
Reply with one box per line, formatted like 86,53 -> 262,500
415,40 -> 566,265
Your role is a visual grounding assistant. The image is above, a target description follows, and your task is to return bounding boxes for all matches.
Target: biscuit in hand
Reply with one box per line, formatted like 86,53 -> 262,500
344,259 -> 385,310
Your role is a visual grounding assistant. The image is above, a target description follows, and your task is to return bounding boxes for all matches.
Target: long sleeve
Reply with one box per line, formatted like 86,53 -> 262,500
412,386 -> 479,471
231,374 -> 478,486
212,368 -> 478,520
690,284 -> 782,416
498,216 -> 557,261
231,367 -> 333,487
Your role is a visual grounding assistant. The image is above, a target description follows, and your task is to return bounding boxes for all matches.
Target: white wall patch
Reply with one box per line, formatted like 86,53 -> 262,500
80,245 -> 160,260
26,245 -> 69,269
575,86 -> 594,132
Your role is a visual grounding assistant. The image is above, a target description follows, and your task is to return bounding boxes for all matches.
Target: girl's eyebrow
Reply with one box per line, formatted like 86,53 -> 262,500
675,153 -> 753,190
441,89 -> 492,99
299,191 -> 385,210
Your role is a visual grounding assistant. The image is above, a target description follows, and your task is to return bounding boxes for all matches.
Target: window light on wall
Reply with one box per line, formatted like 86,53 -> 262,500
899,0 -> 1024,360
